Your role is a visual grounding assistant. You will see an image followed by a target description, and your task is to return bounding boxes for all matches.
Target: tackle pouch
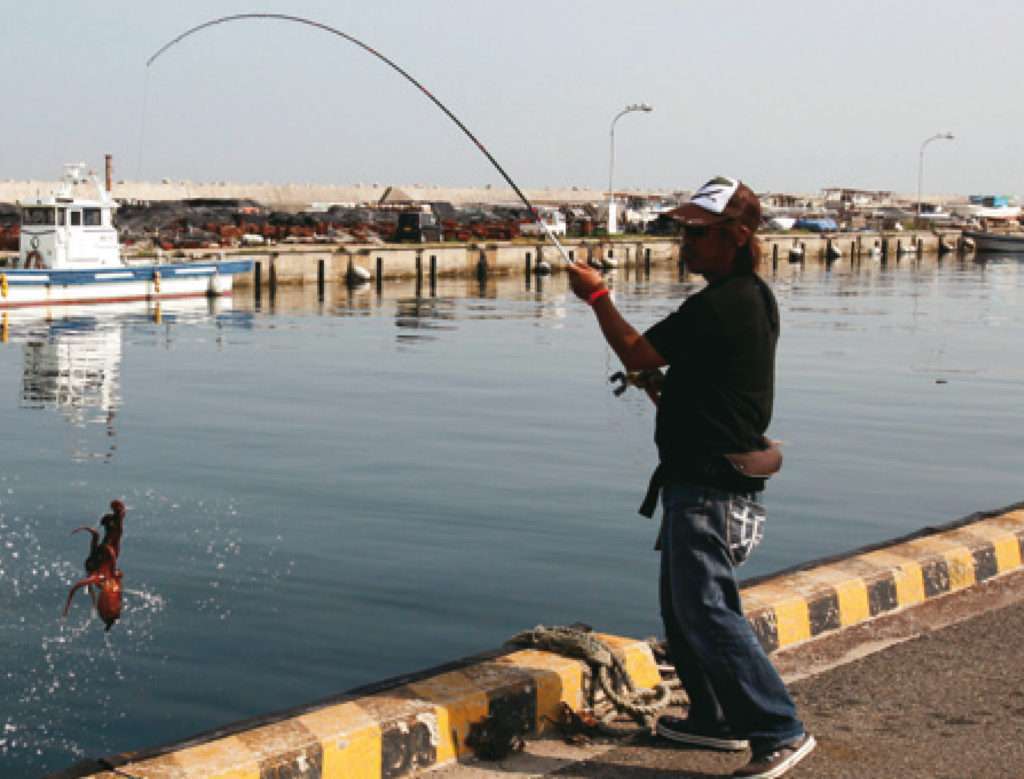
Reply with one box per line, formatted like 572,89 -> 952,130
726,495 -> 766,566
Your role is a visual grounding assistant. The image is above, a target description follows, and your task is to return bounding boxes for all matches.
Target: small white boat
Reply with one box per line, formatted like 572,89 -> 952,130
766,217 -> 796,231
960,229 -> 1024,253
1,163 -> 252,309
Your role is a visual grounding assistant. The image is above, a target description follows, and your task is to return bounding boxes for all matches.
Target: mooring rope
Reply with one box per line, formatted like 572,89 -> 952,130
508,624 -> 671,732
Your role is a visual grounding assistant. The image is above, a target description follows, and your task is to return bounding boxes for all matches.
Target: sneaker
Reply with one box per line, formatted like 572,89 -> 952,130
655,714 -> 749,751
732,733 -> 816,778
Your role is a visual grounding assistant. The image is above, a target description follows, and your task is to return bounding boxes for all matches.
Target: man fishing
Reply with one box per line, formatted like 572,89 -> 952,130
567,176 -> 815,779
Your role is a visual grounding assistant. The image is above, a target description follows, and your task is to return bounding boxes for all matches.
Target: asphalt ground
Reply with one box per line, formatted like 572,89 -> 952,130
436,567 -> 1024,779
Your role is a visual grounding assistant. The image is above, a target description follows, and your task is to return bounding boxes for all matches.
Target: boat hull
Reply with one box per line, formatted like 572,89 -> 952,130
961,230 -> 1024,253
0,260 -> 252,308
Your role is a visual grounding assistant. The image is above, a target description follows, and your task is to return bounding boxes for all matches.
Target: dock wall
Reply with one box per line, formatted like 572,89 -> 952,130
0,230 -> 962,282
176,229 -> 959,290
62,503 -> 1024,779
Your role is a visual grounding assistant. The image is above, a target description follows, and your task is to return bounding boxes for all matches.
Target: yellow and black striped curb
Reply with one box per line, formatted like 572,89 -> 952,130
740,503 -> 1024,652
59,633 -> 662,779
58,503 -> 1024,779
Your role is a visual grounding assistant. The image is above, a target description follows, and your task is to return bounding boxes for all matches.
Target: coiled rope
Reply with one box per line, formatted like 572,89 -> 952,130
508,624 -> 672,732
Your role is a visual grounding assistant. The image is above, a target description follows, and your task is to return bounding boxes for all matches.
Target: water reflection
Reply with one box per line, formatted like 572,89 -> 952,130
1,299 -> 247,462
240,255 -> 1021,349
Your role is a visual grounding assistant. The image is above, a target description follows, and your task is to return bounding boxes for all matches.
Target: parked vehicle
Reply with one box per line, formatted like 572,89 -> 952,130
394,210 -> 443,242
519,207 -> 567,237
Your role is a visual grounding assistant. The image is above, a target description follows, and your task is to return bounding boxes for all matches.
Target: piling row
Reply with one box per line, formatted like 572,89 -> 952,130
222,228 -> 964,298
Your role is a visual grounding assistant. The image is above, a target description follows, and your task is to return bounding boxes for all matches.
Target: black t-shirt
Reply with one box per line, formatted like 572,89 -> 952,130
644,272 -> 779,473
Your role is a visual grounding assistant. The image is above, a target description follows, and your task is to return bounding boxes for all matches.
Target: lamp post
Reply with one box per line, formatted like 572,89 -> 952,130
917,131 -> 954,226
608,102 -> 653,235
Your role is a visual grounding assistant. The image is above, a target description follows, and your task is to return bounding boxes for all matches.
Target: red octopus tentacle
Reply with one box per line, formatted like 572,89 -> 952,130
63,573 -> 105,616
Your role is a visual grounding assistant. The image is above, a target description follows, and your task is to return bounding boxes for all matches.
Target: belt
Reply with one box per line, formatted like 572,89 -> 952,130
638,454 -> 774,518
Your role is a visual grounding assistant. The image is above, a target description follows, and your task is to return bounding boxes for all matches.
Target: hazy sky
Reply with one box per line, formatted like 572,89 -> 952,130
5,1 -> 1022,195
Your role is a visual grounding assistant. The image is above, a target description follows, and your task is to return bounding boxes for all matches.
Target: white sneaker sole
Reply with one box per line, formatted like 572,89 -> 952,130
739,734 -> 817,779
656,721 -> 749,752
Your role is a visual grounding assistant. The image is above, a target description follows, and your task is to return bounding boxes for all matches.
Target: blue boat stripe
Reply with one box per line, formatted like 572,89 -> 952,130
1,260 -> 253,285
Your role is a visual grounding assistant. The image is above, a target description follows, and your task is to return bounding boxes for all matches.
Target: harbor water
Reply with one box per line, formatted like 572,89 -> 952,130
1,255 -> 1022,776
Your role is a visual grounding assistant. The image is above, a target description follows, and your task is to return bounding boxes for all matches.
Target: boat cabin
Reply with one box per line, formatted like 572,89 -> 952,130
17,163 -> 121,270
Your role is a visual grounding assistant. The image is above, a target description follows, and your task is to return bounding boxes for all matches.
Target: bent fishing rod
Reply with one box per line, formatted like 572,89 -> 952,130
146,13 -> 573,265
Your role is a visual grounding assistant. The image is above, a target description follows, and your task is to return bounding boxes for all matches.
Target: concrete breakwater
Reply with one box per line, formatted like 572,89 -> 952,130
57,502 -> 1024,779
0,230 -> 962,282
171,229 -> 961,289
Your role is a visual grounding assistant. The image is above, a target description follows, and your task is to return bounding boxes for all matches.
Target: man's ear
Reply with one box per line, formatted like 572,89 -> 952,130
734,223 -> 752,247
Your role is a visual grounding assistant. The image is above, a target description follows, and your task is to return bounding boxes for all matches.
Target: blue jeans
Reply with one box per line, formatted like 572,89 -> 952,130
659,482 -> 804,752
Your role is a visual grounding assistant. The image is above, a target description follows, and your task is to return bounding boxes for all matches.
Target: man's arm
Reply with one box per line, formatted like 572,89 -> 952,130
566,261 -> 666,370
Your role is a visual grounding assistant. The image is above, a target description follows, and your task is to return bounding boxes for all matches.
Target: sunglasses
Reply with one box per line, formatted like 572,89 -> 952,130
682,221 -> 733,239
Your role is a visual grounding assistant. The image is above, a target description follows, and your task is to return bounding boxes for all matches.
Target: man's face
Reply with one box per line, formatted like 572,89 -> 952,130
681,221 -> 740,278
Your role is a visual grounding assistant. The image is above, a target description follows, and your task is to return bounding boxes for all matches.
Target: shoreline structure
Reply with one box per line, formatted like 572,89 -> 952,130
53,502 -> 1024,779
0,178 -> 964,209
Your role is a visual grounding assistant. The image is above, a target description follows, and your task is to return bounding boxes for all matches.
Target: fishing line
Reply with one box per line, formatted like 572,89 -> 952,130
136,69 -> 150,181
145,13 -> 573,264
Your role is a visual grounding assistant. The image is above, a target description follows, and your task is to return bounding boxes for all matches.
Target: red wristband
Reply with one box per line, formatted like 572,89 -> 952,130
587,287 -> 610,305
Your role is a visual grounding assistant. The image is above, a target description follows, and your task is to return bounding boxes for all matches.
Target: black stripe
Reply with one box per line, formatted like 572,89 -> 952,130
971,543 -> 999,582
867,574 -> 899,615
807,591 -> 841,635
747,608 -> 779,654
921,558 -> 951,598
381,716 -> 437,779
235,720 -> 324,779
487,684 -> 537,737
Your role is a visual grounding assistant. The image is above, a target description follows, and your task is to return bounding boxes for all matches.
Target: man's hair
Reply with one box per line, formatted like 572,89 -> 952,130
735,234 -> 762,275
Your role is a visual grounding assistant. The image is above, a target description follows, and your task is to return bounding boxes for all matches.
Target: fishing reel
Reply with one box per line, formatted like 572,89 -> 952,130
608,368 -> 664,398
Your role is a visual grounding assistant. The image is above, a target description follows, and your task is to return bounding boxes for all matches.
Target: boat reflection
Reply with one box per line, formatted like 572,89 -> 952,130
2,298 -> 247,462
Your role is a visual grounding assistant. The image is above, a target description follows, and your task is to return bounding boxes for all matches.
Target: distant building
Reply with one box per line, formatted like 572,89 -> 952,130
821,188 -> 893,209
760,192 -> 814,209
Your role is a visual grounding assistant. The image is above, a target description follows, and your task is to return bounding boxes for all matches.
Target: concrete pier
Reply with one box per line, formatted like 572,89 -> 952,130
55,502 -> 1024,779
51,228 -> 957,291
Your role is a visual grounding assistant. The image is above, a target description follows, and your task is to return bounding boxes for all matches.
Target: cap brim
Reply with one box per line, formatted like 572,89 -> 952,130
667,203 -> 731,226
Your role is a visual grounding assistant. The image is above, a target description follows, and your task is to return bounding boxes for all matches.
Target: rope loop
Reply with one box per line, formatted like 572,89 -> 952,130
508,624 -> 671,731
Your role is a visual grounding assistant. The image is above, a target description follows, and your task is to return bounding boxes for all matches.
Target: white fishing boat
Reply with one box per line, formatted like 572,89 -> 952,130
949,196 -> 1022,221
1,163 -> 252,309
960,229 -> 1024,253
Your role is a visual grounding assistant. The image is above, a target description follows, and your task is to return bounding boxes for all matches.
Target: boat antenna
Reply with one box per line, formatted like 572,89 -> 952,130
146,13 -> 572,264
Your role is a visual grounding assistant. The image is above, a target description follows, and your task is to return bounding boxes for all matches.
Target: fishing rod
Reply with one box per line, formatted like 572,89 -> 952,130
146,13 -> 574,265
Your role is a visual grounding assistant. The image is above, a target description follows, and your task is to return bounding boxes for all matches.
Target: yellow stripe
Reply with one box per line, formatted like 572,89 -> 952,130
983,511 -> 1024,535
299,702 -> 381,779
791,566 -> 871,628
407,670 -> 489,764
833,577 -> 871,626
943,546 -> 976,591
113,737 -> 261,779
595,633 -> 663,690
860,550 -> 926,607
496,649 -> 584,733
773,596 -> 811,648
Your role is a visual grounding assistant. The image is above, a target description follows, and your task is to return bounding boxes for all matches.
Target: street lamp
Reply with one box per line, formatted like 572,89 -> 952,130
608,102 -> 653,235
917,131 -> 954,225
